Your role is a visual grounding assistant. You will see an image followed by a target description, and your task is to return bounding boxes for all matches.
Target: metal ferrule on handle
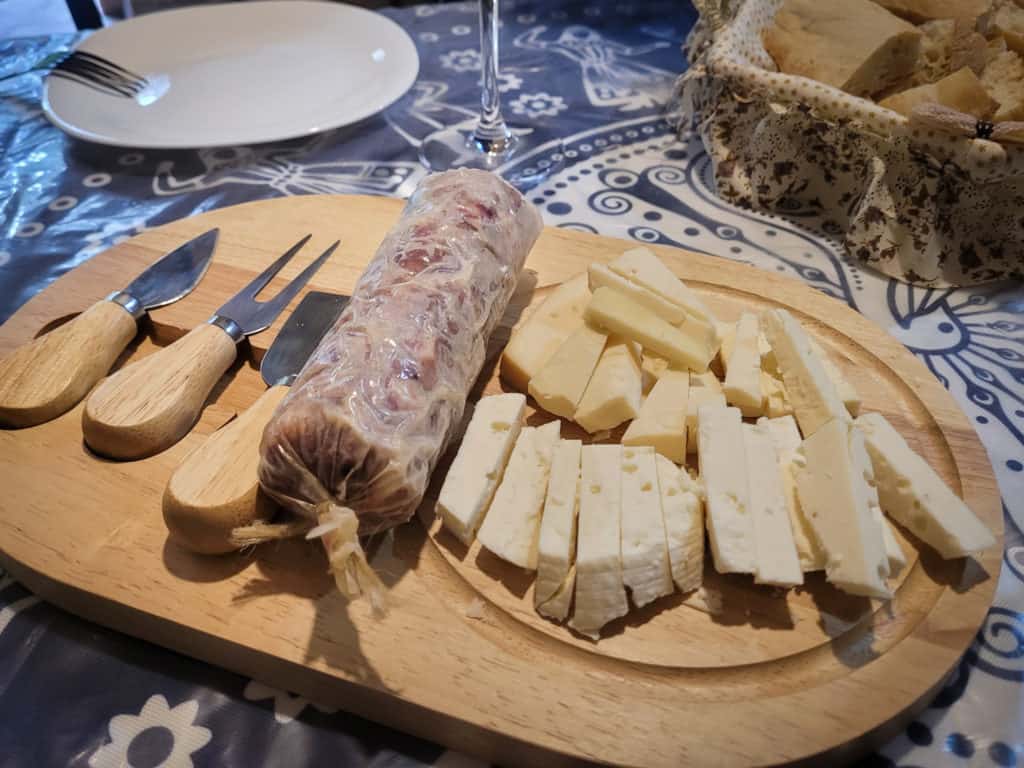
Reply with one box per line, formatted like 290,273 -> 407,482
208,315 -> 245,343
106,290 -> 146,320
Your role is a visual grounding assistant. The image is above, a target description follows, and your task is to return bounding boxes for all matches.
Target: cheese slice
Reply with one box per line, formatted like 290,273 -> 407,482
793,417 -> 891,598
570,445 -> 629,639
585,287 -> 718,373
761,309 -> 849,438
500,274 -> 590,392
574,336 -> 642,433
528,325 -> 607,419
724,313 -> 764,417
655,455 -> 704,592
698,404 -> 755,574
620,446 -> 673,607
438,393 -> 527,545
856,413 -> 995,557
880,514 -> 907,577
762,370 -> 794,418
609,247 -> 712,322
757,415 -> 826,571
809,339 -> 861,417
742,422 -> 803,587
535,439 -> 582,619
476,420 -> 561,569
641,352 -> 671,383
588,262 -> 689,326
622,369 -> 689,463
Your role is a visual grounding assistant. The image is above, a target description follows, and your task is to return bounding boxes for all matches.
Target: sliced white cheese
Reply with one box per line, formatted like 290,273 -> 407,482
608,246 -> 712,323
793,417 -> 891,599
761,369 -> 794,418
856,412 -> 995,558
757,415 -> 826,571
528,325 -> 607,419
761,309 -> 849,438
742,422 -> 803,587
535,439 -> 583,619
698,404 -> 755,574
880,514 -> 907,577
585,287 -> 718,373
570,444 -> 629,639
574,336 -> 643,433
809,338 -> 861,417
686,388 -> 726,455
622,369 -> 689,463
620,446 -> 673,607
717,321 -> 736,372
724,313 -> 764,417
655,455 -> 704,593
500,274 -> 590,392
476,420 -> 561,569
641,352 -> 671,384
588,262 -> 689,326
438,393 -> 527,545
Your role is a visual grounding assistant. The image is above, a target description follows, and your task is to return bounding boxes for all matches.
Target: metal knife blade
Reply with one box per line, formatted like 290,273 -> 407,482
260,291 -> 349,388
112,228 -> 219,316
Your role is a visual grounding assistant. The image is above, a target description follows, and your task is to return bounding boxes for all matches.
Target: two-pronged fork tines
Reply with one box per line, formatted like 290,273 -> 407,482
49,51 -> 148,98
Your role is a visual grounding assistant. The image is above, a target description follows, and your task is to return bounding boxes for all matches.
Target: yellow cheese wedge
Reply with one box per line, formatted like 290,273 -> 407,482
500,274 -> 590,392
528,325 -> 607,419
588,262 -> 689,325
574,336 -> 643,433
585,287 -> 718,372
655,456 -> 704,593
620,446 -> 673,607
622,369 -> 689,463
724,313 -> 765,417
608,247 -> 712,322
535,439 -> 582,620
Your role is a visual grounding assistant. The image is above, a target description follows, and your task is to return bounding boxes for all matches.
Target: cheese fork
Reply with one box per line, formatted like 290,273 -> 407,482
82,235 -> 339,460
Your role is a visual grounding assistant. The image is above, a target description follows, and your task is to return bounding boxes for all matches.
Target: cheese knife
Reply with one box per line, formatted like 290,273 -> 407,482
82,235 -> 339,459
162,290 -> 349,554
0,228 -> 219,428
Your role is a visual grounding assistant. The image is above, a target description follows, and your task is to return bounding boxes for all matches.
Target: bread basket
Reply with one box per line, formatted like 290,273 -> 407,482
674,0 -> 1024,286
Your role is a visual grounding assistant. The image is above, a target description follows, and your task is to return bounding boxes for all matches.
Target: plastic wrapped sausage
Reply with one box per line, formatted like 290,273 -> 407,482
252,169 -> 542,605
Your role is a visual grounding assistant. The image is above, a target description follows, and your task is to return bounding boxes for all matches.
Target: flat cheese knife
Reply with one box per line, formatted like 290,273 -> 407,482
162,290 -> 349,554
0,228 -> 218,428
82,235 -> 339,459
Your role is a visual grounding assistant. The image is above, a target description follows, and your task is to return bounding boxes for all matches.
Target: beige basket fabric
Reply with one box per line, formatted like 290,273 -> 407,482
675,0 -> 1024,286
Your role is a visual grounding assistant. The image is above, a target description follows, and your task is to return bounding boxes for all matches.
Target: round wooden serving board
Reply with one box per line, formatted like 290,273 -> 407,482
0,195 -> 1003,767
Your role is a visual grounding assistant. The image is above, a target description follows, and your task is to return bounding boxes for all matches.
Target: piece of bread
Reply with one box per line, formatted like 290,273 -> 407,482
763,0 -> 922,97
981,50 -> 1024,119
989,1 -> 1024,53
915,19 -> 956,81
873,0 -> 992,23
950,17 -> 993,73
880,66 -> 998,117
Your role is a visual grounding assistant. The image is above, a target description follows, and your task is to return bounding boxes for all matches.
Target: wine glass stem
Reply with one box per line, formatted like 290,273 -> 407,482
472,0 -> 513,153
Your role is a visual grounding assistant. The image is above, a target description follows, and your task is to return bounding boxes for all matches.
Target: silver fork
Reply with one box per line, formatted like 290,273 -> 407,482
82,234 -> 341,459
2,50 -> 149,98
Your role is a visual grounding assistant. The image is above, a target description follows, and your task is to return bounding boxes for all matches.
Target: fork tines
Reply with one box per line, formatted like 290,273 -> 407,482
50,51 -> 149,98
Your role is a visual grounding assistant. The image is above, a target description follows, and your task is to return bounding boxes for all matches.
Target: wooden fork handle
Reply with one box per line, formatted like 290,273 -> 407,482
163,384 -> 288,554
0,300 -> 138,428
83,322 -> 238,459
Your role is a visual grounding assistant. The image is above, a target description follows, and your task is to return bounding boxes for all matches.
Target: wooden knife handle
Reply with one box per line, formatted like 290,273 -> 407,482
163,384 -> 288,554
83,322 -> 238,459
0,300 -> 138,428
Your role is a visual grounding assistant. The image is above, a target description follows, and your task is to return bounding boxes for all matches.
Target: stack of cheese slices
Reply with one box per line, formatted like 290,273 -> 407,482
436,247 -> 995,640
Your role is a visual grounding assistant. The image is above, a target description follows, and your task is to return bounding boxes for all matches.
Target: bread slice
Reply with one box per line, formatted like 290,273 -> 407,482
880,66 -> 998,117
763,0 -> 922,97
989,1 -> 1024,53
874,0 -> 992,23
981,50 -> 1024,119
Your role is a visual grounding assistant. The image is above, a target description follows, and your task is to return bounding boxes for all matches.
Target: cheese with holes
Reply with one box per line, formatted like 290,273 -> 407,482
686,372 -> 725,454
570,445 -> 629,639
585,287 -> 718,372
724,313 -> 765,417
500,274 -> 590,392
608,247 -> 712,322
793,417 -> 891,598
589,262 -> 689,325
477,420 -> 561,569
655,455 -> 704,592
620,446 -> 673,607
881,514 -> 907,577
761,309 -> 849,437
856,413 -> 995,557
743,422 -> 804,587
528,325 -> 607,418
574,336 -> 643,433
535,439 -> 582,619
698,404 -> 755,574
758,415 -> 826,571
438,393 -> 526,545
623,369 -> 689,463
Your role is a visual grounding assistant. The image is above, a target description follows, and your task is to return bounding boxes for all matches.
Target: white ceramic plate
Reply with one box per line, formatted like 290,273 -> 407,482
42,1 -> 420,148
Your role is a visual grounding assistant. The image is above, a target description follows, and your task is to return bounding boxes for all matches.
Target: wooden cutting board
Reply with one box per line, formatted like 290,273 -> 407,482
0,195 -> 1003,767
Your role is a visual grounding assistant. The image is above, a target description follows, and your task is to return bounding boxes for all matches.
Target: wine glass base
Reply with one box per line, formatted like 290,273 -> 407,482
419,124 -> 564,190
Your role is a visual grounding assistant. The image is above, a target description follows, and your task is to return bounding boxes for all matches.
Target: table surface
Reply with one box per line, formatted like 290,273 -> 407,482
1,2 -> 1022,766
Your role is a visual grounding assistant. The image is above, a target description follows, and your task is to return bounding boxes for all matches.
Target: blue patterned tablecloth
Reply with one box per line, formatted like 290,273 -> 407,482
1,2 -> 1022,766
